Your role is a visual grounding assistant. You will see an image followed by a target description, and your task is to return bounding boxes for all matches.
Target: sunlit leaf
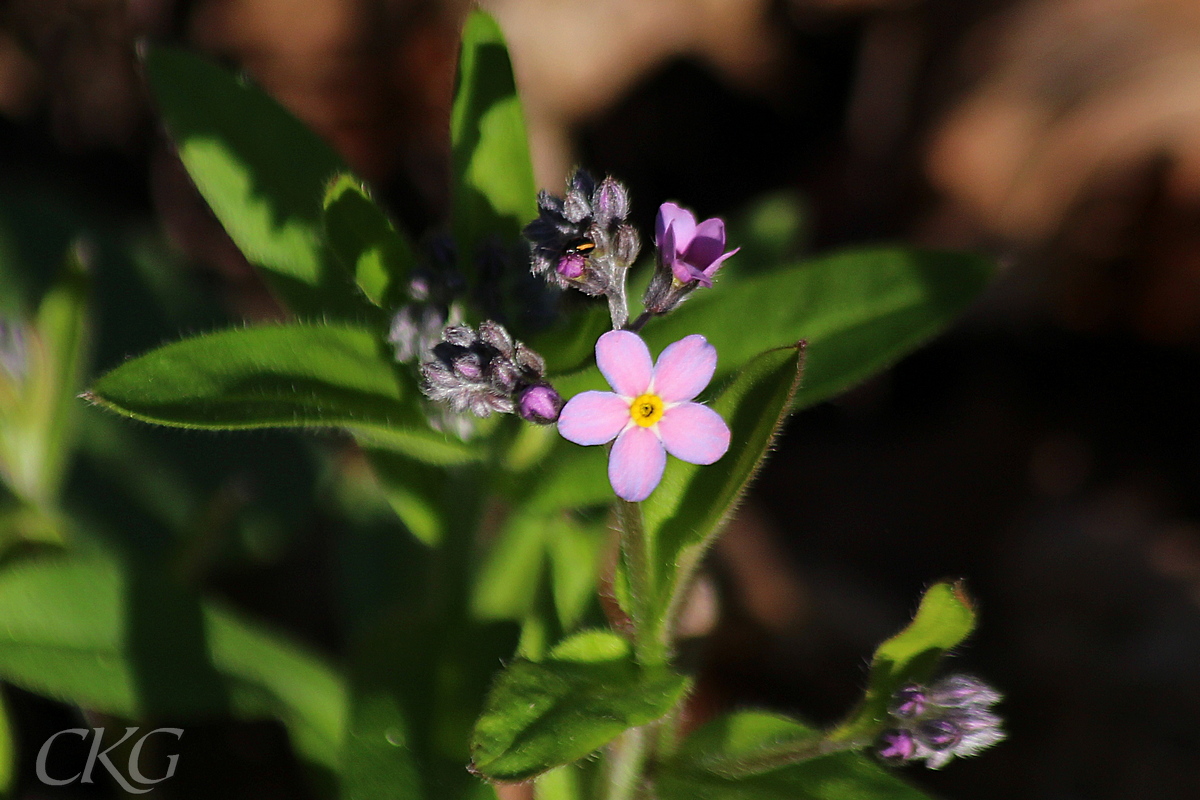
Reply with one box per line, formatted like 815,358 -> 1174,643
450,11 -> 538,276
324,173 -> 418,311
832,581 -> 976,743
145,47 -> 365,319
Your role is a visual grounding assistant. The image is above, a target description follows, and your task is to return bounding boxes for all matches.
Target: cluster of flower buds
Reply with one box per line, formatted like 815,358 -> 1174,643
875,674 -> 1005,769
387,238 -> 467,364
419,320 -> 564,425
523,170 -> 640,325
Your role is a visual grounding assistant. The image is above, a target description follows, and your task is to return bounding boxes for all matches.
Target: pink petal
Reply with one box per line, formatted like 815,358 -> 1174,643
684,218 -> 727,270
596,330 -> 653,397
557,391 -> 631,445
651,334 -> 717,403
656,202 -> 696,252
658,402 -> 730,465
701,247 -> 739,280
608,425 -> 666,502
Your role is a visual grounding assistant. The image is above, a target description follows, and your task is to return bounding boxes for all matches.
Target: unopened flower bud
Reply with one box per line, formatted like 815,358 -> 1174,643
876,729 -> 916,765
916,719 -> 962,751
877,673 -> 1005,770
890,685 -> 926,719
517,383 -> 564,424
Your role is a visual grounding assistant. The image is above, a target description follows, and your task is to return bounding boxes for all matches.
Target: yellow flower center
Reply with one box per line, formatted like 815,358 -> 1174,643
630,393 -> 665,427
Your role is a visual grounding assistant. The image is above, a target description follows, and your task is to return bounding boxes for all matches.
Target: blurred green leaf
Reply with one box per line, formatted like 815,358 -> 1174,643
832,581 -> 976,743
723,191 -> 809,280
324,173 -> 418,311
0,246 -> 89,516
145,46 -> 365,319
642,248 -> 993,409
659,712 -> 931,800
340,651 -> 423,800
349,612 -> 519,800
635,345 -> 804,641
0,691 -> 12,798
470,629 -> 689,781
0,554 -> 345,773
450,11 -> 538,274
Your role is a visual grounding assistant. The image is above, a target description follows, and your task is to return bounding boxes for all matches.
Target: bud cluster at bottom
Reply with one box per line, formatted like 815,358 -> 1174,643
875,674 -> 1005,769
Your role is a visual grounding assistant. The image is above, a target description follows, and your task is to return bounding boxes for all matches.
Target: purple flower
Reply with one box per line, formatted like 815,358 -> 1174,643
655,202 -> 739,288
557,330 -> 731,502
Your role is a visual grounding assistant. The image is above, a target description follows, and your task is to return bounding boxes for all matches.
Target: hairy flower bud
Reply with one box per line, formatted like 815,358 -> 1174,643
517,383 -> 564,424
524,169 -> 637,298
875,674 -> 1005,770
419,321 -> 562,425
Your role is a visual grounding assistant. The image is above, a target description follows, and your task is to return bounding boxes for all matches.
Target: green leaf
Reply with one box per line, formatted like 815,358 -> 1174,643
638,344 -> 805,639
642,248 -> 992,409
450,11 -> 538,273
0,554 -> 345,773
832,581 -> 976,743
0,692 -> 13,797
145,46 -> 363,318
659,712 -> 931,800
324,173 -> 418,310
470,629 -> 689,781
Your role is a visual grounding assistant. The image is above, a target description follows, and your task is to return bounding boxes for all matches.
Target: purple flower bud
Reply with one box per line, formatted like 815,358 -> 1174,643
916,719 -> 962,751
451,352 -> 484,381
928,674 -> 1002,709
876,729 -> 916,765
593,177 -> 630,226
890,684 -> 927,719
478,319 -> 515,358
557,251 -> 588,279
517,383 -> 564,424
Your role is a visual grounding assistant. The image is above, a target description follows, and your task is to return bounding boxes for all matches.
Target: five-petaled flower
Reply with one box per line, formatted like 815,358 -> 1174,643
656,202 -> 739,288
557,330 -> 731,502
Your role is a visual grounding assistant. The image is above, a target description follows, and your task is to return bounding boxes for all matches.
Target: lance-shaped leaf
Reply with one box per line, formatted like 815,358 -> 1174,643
470,630 -> 689,782
637,344 -> 805,638
831,581 -> 977,744
0,554 -> 345,774
642,248 -> 992,409
450,11 -> 538,274
86,323 -> 478,464
658,712 -> 932,800
324,173 -> 418,310
145,46 -> 365,319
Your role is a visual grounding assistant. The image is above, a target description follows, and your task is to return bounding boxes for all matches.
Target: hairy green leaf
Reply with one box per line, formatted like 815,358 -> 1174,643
642,247 -> 992,408
470,630 -> 689,781
832,581 -> 977,743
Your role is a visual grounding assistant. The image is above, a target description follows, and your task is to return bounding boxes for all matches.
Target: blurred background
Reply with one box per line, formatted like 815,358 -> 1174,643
3,0 -> 1200,797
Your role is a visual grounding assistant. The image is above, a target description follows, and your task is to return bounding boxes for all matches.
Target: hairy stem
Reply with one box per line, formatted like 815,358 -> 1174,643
606,726 -> 651,800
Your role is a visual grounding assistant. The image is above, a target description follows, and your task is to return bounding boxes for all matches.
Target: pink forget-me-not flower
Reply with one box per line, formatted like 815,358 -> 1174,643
656,202 -> 740,288
557,330 -> 731,502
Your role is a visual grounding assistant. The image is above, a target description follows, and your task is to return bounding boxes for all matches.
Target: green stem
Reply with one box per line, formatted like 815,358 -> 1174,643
695,734 -> 870,778
615,499 -> 667,666
606,725 -> 650,800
